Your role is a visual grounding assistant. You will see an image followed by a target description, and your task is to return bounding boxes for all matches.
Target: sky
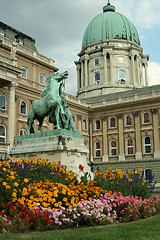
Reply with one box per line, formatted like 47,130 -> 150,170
0,0 -> 160,96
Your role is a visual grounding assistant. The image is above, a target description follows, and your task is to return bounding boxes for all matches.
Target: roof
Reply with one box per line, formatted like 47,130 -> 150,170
0,21 -> 36,43
83,85 -> 160,104
82,3 -> 140,50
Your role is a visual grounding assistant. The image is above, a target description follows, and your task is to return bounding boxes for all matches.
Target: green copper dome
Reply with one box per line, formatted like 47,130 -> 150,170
82,2 -> 140,50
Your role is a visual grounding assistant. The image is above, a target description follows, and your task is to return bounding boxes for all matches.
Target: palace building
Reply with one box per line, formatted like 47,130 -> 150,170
1,2 -> 160,187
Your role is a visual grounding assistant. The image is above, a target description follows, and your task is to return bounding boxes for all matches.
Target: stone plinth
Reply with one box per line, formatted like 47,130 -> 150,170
10,129 -> 91,175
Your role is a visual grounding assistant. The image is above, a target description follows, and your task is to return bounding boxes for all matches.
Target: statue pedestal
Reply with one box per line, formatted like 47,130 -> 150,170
10,129 -> 91,176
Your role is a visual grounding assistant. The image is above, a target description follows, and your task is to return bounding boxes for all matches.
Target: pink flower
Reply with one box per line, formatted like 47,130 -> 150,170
120,210 -> 124,215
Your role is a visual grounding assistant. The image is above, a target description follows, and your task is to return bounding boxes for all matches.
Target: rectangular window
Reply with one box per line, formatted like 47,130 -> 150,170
0,28 -> 5,36
40,73 -> 46,85
95,59 -> 99,66
22,67 -> 28,79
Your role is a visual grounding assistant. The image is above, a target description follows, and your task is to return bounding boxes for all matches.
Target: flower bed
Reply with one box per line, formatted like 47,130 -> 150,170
0,158 -> 160,232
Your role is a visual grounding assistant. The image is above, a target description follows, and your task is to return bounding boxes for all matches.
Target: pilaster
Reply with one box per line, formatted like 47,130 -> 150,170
7,81 -> 18,147
134,111 -> 142,160
102,116 -> 108,162
117,114 -> 125,161
152,109 -> 160,158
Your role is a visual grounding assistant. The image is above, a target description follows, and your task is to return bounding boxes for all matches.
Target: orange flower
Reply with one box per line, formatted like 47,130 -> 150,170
63,197 -> 68,202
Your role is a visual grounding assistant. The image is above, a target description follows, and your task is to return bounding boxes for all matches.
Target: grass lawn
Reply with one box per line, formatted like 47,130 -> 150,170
1,214 -> 160,240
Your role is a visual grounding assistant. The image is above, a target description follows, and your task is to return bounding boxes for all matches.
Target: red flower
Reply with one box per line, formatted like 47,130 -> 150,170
26,216 -> 31,222
10,205 -> 16,211
79,164 -> 84,172
6,201 -> 11,207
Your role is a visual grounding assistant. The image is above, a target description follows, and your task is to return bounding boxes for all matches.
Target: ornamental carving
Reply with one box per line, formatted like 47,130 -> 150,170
133,111 -> 139,117
151,108 -> 158,114
117,113 -> 123,119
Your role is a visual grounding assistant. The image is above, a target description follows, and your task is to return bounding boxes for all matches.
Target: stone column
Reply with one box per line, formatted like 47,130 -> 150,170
144,62 -> 149,86
103,52 -> 107,83
102,116 -> 108,162
84,58 -> 88,87
136,57 -> 140,85
76,64 -> 81,90
131,55 -> 135,84
118,114 -> 125,161
109,53 -> 113,83
152,109 -> 160,158
89,117 -> 93,162
7,82 -> 18,147
81,60 -> 84,88
134,112 -> 142,160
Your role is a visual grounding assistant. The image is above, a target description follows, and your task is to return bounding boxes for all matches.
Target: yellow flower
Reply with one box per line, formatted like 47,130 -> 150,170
54,202 -> 59,208
58,201 -> 62,206
12,197 -> 17,202
62,188 -> 66,195
63,197 -> 68,202
10,175 -> 15,180
12,192 -> 17,197
51,198 -> 56,204
14,182 -> 19,187
24,178 -> 29,183
6,185 -> 10,190
10,171 -> 15,176
2,168 -> 7,172
2,182 -> 7,187
65,202 -> 69,207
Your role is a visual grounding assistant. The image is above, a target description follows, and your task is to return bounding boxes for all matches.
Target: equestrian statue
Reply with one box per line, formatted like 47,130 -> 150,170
27,70 -> 76,134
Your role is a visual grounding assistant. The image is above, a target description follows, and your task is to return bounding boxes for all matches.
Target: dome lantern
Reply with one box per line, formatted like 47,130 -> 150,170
103,1 -> 115,12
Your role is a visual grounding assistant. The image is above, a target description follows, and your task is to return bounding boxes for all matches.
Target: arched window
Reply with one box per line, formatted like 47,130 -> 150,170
0,125 -> 6,143
82,119 -> 87,130
95,141 -> 101,158
126,114 -> 132,126
126,138 -> 134,155
40,73 -> 46,85
95,119 -> 101,130
0,94 -> 7,110
144,168 -> 153,181
144,136 -> 152,154
110,139 -> 117,157
143,112 -> 150,124
95,72 -> 100,84
20,100 -> 27,115
110,117 -> 116,128
19,129 -> 27,136
118,70 -> 126,83
22,66 -> 28,79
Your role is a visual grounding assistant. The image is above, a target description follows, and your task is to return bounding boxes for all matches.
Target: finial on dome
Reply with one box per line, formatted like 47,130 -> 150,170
103,1 -> 115,12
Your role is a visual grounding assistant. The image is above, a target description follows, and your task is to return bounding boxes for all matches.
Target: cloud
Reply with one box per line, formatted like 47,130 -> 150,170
148,62 -> 160,86
1,0 -> 160,95
112,0 -> 160,29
